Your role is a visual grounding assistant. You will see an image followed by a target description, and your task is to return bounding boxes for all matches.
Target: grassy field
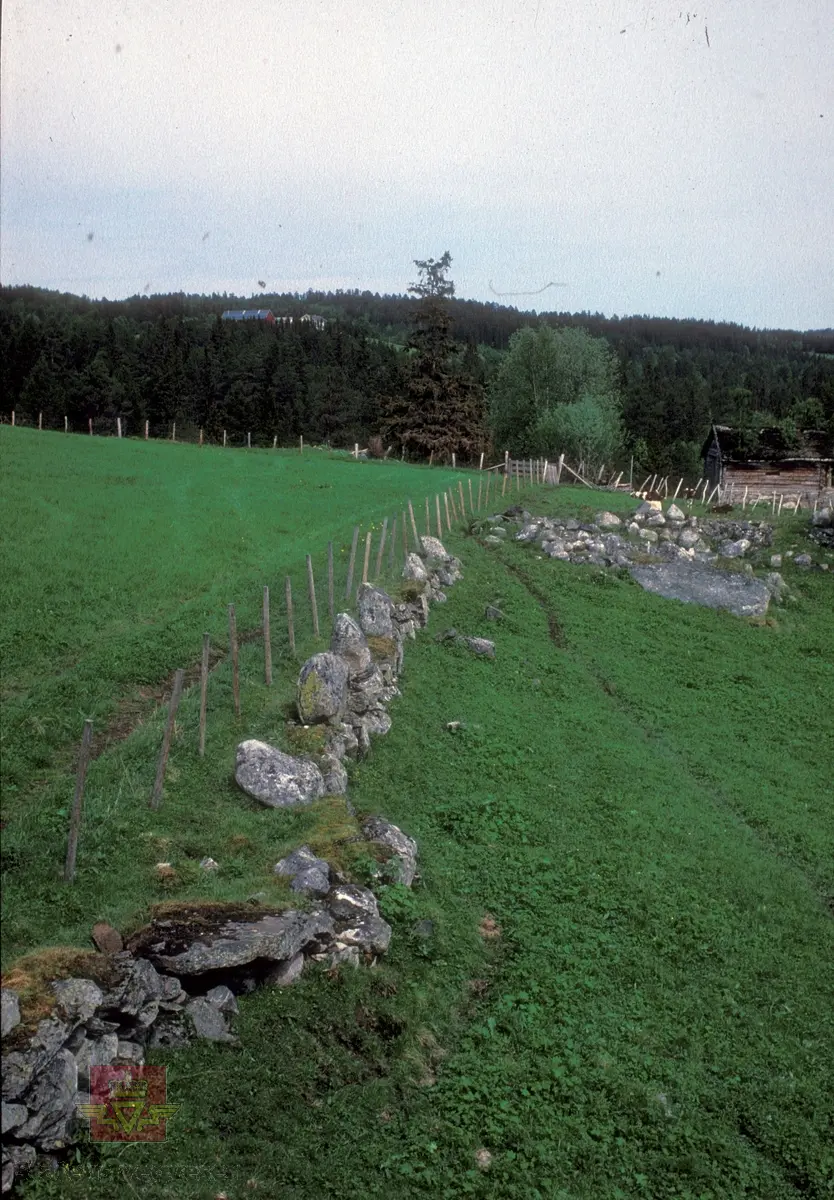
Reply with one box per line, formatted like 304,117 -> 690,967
2,429 -> 833,1198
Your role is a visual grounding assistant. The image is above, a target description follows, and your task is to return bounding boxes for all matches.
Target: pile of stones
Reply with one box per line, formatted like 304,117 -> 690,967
485,500 -> 814,617
2,534 -> 462,1194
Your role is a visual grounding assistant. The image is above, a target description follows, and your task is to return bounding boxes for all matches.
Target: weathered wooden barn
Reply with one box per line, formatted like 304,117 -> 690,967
702,425 -> 834,499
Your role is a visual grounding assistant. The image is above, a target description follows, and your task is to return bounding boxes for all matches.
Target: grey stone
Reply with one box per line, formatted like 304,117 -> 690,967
235,740 -> 324,809
153,908 -> 335,976
185,998 -> 236,1043
765,572 -> 789,602
115,1041 -> 144,1066
420,535 -> 449,561
199,856 -> 219,871
2,1144 -> 36,1193
204,986 -> 239,1015
16,1049 -> 78,1148
347,663 -> 385,714
630,561 -> 771,617
770,553 -> 782,567
645,512 -> 666,528
811,506 -> 832,527
436,565 -> 461,587
325,722 -> 360,761
794,553 -> 812,567
357,584 -> 395,637
358,708 -> 392,738
147,1013 -> 191,1049
291,866 -> 332,897
101,956 -> 165,1016
678,527 -> 701,549
297,652 -> 350,724
336,915 -> 392,956
638,528 -> 659,543
402,553 -> 429,583
323,944 -> 361,969
719,538 -> 751,558
73,1034 -> 118,1089
465,637 -> 495,658
1,1101 -> 28,1135
0,989 -> 20,1039
321,753 -> 349,796
330,613 -> 372,674
516,522 -> 543,541
275,845 -> 328,879
484,535 -> 503,546
634,500 -> 662,517
51,978 -> 103,1024
666,503 -> 686,521
362,816 -> 418,886
595,511 -> 621,528
264,954 -> 305,987
327,884 -> 380,923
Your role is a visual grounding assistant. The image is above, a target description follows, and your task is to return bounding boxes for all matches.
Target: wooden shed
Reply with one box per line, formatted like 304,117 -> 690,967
702,425 -> 834,500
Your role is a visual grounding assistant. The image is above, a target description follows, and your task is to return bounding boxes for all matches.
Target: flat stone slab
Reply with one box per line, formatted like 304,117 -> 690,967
630,562 -> 770,617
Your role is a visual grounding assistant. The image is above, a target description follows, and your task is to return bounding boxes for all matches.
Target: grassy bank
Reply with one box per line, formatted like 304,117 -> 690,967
6,461 -> 832,1197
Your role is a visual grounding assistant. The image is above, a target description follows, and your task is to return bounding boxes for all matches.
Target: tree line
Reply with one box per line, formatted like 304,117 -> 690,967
2,270 -> 832,477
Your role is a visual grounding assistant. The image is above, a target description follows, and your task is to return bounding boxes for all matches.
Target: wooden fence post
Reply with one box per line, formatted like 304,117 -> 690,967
375,518 -> 388,577
247,431 -> 251,449
172,422 -> 176,443
10,411 -> 14,427
199,633 -> 210,756
345,526 -> 360,599
479,451 -> 484,471
444,492 -> 452,531
144,420 -> 149,440
468,478 -> 474,513
227,604 -> 241,716
150,669 -> 185,809
285,577 -> 296,655
435,495 -> 442,539
502,468 -> 508,496
452,452 -> 456,470
360,531 -> 372,586
64,415 -> 68,433
458,480 -> 466,516
389,515 -> 397,570
477,477 -> 483,511
425,495 -> 431,535
64,719 -> 93,882
300,435 -> 304,454
485,472 -> 491,508
273,435 -> 278,449
327,541 -> 335,621
199,428 -> 203,446
408,499 -> 419,545
402,511 -> 408,558
449,489 -> 458,522
223,429 -> 227,447
39,412 -> 43,431
307,555 -> 320,637
88,418 -> 93,436
263,586 -> 273,685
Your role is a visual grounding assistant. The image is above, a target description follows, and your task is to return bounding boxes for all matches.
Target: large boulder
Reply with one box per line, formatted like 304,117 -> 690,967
420,535 -> 450,562
297,652 -> 349,724
357,584 -> 395,637
402,553 -> 429,583
330,613 -> 372,675
152,909 -> 335,976
235,740 -> 324,809
629,562 -> 771,617
595,511 -> 621,528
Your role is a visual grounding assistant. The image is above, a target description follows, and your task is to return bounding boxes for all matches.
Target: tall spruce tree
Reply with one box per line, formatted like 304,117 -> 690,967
382,252 -> 485,461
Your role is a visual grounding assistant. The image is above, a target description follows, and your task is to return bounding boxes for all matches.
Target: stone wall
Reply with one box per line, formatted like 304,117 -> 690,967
1,535 -> 465,1194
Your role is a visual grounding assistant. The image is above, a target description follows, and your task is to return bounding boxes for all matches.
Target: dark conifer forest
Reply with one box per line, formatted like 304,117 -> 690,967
2,283 -> 832,476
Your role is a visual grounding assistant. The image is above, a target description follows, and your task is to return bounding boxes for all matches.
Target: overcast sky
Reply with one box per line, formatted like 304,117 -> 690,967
2,0 -> 832,329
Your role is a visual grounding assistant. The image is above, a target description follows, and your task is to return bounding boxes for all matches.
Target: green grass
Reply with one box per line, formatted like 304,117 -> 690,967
3,431 -> 833,1198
